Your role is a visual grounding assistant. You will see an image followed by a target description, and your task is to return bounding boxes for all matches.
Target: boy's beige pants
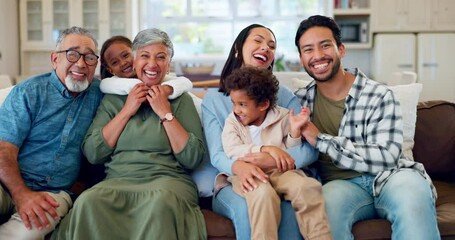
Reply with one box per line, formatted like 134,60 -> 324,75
229,169 -> 332,240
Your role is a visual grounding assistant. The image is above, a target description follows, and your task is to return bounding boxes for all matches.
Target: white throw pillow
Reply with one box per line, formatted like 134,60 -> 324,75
388,83 -> 423,161
274,72 -> 312,92
292,78 -> 312,91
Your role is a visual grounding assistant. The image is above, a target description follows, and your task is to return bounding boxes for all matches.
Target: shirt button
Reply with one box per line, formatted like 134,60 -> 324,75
63,136 -> 68,142
46,176 -> 51,182
67,118 -> 73,122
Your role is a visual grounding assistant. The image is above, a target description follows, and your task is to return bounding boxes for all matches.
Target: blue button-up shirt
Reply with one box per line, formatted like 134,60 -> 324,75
0,71 -> 102,192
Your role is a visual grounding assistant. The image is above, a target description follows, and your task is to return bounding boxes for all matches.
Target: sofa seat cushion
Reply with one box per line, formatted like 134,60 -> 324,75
434,181 -> 455,237
202,209 -> 235,239
352,219 -> 391,240
437,204 -> 455,238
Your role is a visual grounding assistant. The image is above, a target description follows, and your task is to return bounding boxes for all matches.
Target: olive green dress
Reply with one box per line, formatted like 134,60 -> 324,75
52,93 -> 207,240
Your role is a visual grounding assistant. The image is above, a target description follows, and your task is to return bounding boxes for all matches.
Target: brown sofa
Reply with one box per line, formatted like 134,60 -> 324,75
73,100 -> 455,239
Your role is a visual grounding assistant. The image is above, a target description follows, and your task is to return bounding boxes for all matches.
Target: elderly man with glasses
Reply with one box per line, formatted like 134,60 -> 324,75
0,26 -> 103,239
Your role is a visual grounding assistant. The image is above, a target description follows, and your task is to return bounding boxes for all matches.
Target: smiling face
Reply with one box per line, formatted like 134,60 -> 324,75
104,42 -> 135,78
133,43 -> 170,86
230,89 -> 269,127
298,26 -> 345,82
51,34 -> 97,94
241,27 -> 276,69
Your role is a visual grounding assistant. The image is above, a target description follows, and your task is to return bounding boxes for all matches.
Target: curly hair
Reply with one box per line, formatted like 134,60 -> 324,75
224,67 -> 279,109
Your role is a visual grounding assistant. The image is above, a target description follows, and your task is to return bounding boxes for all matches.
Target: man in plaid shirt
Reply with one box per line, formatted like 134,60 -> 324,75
293,15 -> 440,239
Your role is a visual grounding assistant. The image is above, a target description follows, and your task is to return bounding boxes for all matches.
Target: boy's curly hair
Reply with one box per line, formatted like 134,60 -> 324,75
224,67 -> 279,109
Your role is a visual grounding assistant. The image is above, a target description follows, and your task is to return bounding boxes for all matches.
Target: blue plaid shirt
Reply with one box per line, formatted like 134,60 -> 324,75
0,71 -> 102,193
295,68 -> 436,199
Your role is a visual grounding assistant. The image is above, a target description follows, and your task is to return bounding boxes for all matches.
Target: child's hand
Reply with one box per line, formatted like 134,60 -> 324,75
161,85 -> 173,98
289,107 -> 311,138
261,146 -> 295,172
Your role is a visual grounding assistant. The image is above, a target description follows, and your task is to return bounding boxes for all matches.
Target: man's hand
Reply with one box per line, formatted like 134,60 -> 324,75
13,189 -> 59,230
261,146 -> 295,172
301,121 -> 320,146
232,160 -> 268,193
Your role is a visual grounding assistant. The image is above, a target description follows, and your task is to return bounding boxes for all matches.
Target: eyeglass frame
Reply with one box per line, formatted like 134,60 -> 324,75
55,49 -> 99,66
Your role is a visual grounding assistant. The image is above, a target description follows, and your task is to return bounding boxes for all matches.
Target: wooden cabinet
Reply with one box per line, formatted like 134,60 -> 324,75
431,0 -> 455,31
20,0 -> 133,75
20,0 -> 71,49
0,0 -> 20,78
333,0 -> 372,49
81,0 -> 133,45
371,0 -> 455,32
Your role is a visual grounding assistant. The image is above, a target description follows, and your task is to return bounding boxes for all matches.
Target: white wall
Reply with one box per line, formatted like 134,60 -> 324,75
0,0 -> 19,79
342,49 -> 372,78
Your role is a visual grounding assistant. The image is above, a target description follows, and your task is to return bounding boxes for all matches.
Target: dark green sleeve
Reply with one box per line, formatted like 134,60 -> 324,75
82,95 -> 124,164
172,93 -> 205,170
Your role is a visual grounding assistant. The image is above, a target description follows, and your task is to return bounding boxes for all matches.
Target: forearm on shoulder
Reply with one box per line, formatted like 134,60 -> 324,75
162,76 -> 192,99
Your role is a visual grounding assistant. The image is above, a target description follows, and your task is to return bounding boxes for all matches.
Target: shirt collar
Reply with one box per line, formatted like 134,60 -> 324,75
302,68 -> 368,102
50,70 -> 72,97
346,68 -> 368,102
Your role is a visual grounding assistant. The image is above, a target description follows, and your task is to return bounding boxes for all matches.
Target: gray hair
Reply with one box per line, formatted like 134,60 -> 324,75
132,28 -> 174,60
55,26 -> 98,51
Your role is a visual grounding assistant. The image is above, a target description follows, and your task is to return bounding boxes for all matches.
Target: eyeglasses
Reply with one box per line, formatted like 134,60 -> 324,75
56,49 -> 99,66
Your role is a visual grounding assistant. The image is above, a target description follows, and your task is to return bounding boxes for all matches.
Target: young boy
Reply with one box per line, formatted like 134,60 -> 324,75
222,67 -> 332,240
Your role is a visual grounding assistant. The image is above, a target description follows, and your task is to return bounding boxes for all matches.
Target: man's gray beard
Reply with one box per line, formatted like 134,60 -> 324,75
65,75 -> 89,92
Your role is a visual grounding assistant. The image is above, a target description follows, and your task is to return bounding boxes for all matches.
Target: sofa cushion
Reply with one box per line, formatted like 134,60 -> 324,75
434,181 -> 455,237
352,219 -> 391,240
202,209 -> 236,239
388,83 -> 422,161
414,101 -> 455,182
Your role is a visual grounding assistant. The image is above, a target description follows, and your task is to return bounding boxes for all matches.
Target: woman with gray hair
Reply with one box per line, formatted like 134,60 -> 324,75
52,28 -> 207,239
